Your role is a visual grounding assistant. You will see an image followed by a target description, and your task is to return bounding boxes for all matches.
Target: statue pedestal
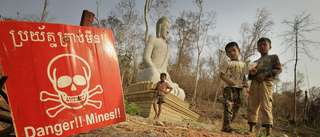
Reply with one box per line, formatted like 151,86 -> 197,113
126,82 -> 199,122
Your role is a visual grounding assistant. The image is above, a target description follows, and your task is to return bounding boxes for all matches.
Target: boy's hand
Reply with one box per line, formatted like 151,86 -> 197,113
249,68 -> 257,75
227,80 -> 236,86
255,72 -> 269,82
242,82 -> 248,88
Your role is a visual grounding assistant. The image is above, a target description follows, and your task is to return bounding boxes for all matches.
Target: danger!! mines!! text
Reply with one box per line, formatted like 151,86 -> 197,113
24,108 -> 121,137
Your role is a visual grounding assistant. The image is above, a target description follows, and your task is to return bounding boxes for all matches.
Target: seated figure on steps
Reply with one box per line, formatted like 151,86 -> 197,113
136,16 -> 185,100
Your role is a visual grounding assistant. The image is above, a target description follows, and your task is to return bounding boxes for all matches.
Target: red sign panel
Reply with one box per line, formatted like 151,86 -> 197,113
0,21 -> 126,137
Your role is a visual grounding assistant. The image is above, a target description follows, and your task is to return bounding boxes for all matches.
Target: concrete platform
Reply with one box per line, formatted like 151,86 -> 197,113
126,81 -> 199,122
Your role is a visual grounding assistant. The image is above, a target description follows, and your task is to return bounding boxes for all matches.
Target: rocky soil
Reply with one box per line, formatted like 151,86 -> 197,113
73,114 -> 254,137
2,97 -> 313,137
0,98 -> 253,137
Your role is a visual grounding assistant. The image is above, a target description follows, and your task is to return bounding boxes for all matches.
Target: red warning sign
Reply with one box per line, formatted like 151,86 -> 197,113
0,21 -> 126,137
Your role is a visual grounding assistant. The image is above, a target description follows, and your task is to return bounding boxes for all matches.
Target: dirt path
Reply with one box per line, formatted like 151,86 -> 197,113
73,114 -> 254,137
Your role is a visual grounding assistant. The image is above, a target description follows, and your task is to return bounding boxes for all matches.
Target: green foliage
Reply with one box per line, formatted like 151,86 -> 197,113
276,116 -> 284,122
255,129 -> 267,137
138,62 -> 145,70
254,129 -> 283,137
293,128 -> 298,134
233,126 -> 248,132
300,124 -> 307,128
125,101 -> 141,115
182,117 -> 201,127
123,93 -> 141,115
118,48 -> 133,69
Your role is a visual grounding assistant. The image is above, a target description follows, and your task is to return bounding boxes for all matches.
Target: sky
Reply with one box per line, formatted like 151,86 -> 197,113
0,0 -> 320,91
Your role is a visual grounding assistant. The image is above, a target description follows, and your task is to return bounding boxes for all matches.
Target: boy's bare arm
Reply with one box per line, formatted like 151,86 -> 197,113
220,73 -> 235,86
147,85 -> 158,93
166,87 -> 173,94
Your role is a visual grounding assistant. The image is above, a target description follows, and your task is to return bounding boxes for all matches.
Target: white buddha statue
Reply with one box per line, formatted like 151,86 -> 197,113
136,17 -> 185,100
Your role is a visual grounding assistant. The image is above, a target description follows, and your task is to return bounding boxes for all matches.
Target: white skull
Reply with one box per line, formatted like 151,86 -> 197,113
47,54 -> 91,109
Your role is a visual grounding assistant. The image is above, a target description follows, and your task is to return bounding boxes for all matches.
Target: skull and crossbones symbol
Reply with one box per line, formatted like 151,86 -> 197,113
40,54 -> 103,118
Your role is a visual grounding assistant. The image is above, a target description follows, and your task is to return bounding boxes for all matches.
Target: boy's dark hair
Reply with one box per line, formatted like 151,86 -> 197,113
257,37 -> 271,45
160,73 -> 167,77
225,42 -> 240,52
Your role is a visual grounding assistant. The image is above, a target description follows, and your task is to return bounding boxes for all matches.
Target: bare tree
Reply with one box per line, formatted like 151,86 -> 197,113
144,0 -> 175,44
95,0 -> 102,27
22,0 -> 56,23
275,72 -> 304,121
96,0 -> 101,20
144,0 -> 153,43
171,11 -> 198,83
191,0 -> 216,106
40,0 -> 48,22
99,0 -> 144,87
191,0 -> 203,106
110,0 -> 138,52
239,8 -> 274,62
207,34 -> 228,114
20,0 -> 56,22
282,11 -> 320,123
151,0 -> 175,20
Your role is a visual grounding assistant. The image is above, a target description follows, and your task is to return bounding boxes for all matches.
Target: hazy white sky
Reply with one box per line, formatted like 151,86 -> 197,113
1,0 -> 319,90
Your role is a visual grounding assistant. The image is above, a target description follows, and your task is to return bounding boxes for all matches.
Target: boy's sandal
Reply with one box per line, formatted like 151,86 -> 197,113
243,131 -> 254,135
221,127 -> 245,134
221,127 -> 234,133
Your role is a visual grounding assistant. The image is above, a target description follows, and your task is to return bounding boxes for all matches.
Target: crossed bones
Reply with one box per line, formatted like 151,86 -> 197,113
40,54 -> 104,118
40,85 -> 103,118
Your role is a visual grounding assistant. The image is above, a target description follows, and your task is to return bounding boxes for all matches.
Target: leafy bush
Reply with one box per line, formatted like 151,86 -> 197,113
124,93 -> 141,115
276,116 -> 284,122
293,128 -> 298,134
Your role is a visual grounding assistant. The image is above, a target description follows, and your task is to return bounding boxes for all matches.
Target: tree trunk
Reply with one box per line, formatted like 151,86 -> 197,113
144,0 -> 151,44
212,80 -> 223,115
192,52 -> 201,104
41,0 -> 48,22
191,3 -> 203,105
293,23 -> 298,124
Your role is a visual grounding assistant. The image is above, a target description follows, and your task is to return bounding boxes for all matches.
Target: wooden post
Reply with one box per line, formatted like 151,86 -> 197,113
80,10 -> 95,27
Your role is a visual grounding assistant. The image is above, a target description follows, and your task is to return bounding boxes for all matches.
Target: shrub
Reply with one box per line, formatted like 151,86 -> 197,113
124,93 -> 141,115
276,116 -> 284,122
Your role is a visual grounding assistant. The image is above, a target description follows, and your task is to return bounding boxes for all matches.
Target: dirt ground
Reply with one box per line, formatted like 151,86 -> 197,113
0,110 -> 251,137
1,97 -> 319,137
73,114 -> 254,137
0,97 -> 251,137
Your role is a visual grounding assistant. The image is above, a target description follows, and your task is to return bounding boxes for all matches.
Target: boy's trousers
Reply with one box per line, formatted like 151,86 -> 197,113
247,80 -> 273,127
222,87 -> 242,126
